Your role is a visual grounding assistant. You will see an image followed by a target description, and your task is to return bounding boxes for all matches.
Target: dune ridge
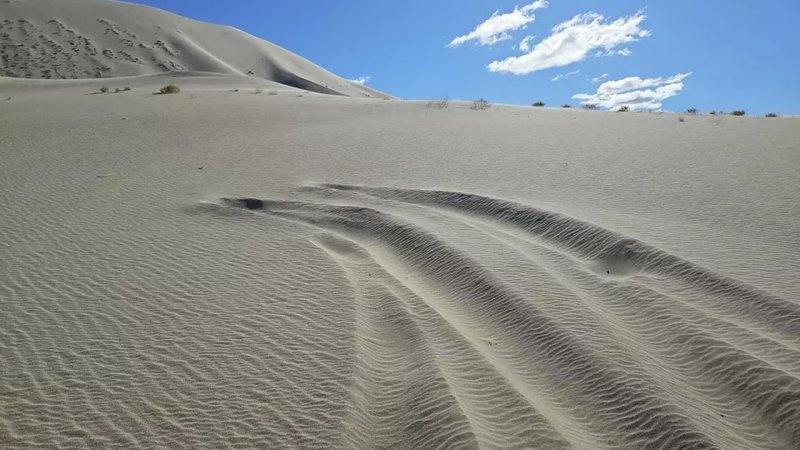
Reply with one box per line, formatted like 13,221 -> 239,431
219,186 -> 800,449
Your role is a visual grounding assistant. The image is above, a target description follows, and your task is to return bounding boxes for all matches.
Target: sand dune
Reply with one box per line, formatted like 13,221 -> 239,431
2,1 -> 800,449
0,0 -> 386,97
2,80 -> 799,448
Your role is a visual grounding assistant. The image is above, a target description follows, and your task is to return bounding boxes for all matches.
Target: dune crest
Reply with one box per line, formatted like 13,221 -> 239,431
219,186 -> 800,449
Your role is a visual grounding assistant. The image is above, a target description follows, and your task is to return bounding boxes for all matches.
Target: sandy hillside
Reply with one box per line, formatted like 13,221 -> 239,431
0,0 -> 386,98
2,2 -> 800,450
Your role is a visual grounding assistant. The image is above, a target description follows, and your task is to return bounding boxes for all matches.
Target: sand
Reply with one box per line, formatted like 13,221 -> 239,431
2,1 -> 800,449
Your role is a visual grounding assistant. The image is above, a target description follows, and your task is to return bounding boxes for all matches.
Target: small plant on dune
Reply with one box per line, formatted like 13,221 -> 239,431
582,103 -> 598,110
114,87 -> 122,93
561,104 -> 572,108
616,106 -> 630,112
426,96 -> 450,109
426,97 -> 447,109
532,101 -> 545,107
123,86 -> 131,91
709,111 -> 717,115
157,84 -> 180,95
765,113 -> 778,118
687,108 -> 698,115
731,110 -> 746,116
678,116 -> 685,122
471,98 -> 491,110
99,86 -> 109,93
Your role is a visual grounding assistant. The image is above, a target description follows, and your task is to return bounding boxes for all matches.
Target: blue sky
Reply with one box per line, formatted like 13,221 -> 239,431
128,1 -> 799,114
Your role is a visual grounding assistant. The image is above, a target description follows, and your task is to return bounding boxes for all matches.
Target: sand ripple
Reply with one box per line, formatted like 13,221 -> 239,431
3,182 -> 799,448
209,185 -> 800,449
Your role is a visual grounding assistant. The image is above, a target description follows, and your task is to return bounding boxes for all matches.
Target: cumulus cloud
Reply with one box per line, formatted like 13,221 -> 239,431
487,11 -> 649,74
350,75 -> 371,85
519,35 -> 536,52
449,1 -> 548,47
551,70 -> 579,82
590,73 -> 609,83
572,72 -> 692,111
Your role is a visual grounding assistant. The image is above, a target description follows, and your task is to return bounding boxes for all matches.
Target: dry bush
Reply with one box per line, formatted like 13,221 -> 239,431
123,86 -> 131,91
616,106 -> 630,112
99,86 -> 109,93
471,98 -> 490,110
731,110 -> 746,116
678,116 -> 685,122
532,101 -> 545,107
582,103 -> 598,110
157,84 -> 180,95
114,88 -> 122,93
561,104 -> 572,108
686,108 -> 698,115
765,113 -> 778,118
426,97 -> 450,109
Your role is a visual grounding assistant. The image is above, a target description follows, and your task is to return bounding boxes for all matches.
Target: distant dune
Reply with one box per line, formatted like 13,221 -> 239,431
0,0 -> 387,97
2,1 -> 800,449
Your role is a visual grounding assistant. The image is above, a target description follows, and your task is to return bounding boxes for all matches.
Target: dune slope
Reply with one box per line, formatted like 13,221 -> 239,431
0,0 -> 386,97
1,78 -> 799,448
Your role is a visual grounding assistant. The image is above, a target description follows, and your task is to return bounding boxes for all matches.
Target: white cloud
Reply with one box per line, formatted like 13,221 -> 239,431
350,75 -> 371,85
519,35 -> 535,53
572,72 -> 692,111
487,11 -> 649,74
551,70 -> 579,82
449,1 -> 548,47
594,48 -> 631,58
590,73 -> 609,83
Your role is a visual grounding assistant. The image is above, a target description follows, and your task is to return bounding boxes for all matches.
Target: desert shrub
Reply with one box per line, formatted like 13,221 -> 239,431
687,108 -> 698,115
99,86 -> 109,93
731,110 -> 745,116
765,113 -> 778,118
532,101 -> 545,107
426,97 -> 450,109
582,103 -> 598,110
471,98 -> 490,110
114,88 -> 122,93
709,111 -> 717,115
158,84 -> 180,95
616,106 -> 630,112
561,104 -> 572,108
678,116 -> 685,122
123,86 -> 131,91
